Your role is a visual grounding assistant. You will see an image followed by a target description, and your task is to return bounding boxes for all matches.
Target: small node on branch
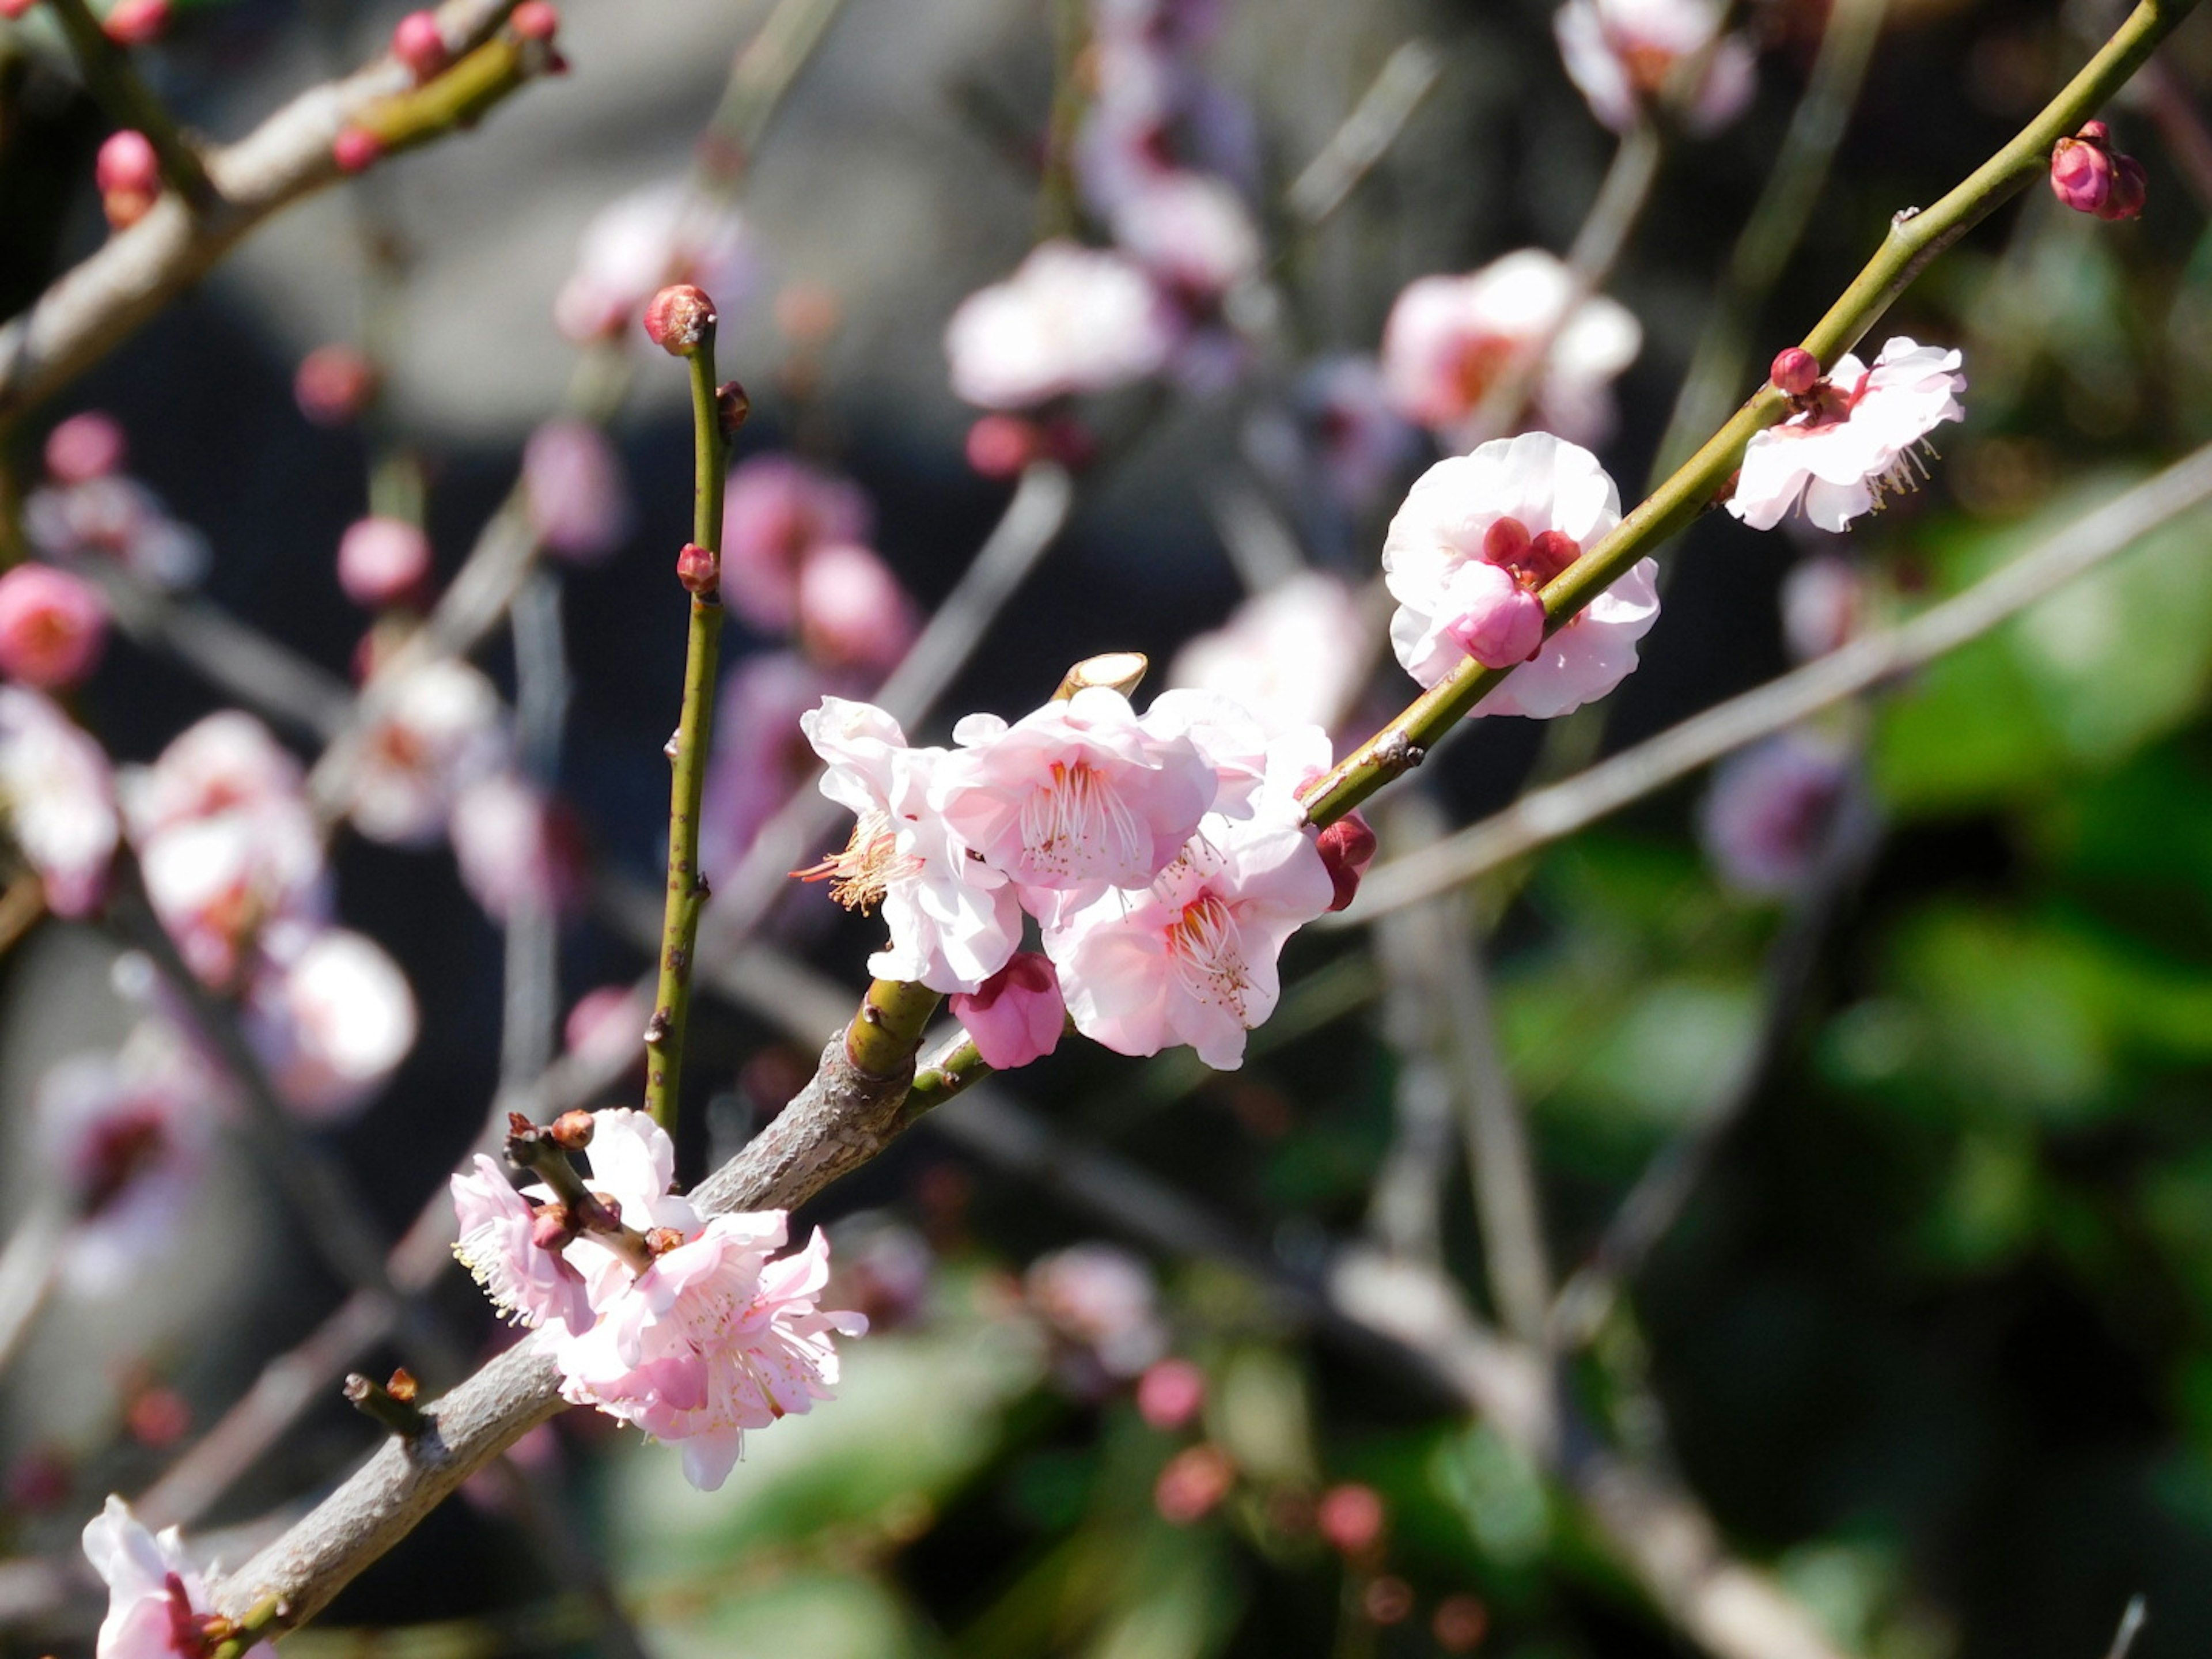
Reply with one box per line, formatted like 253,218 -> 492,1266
391,10 -> 449,81
676,541 -> 720,597
102,0 -> 169,46
643,284 -> 716,356
332,127 -> 384,175
1770,346 -> 1820,398
344,1370 -> 429,1438
717,380 -> 751,435
1054,650 -> 1147,702
95,131 -> 160,230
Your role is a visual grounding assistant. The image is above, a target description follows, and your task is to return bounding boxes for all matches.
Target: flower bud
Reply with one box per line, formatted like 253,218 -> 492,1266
965,414 -> 1039,478
332,127 -> 383,175
391,10 -> 448,80
337,516 -> 433,609
95,131 -> 160,229
102,0 -> 168,45
44,411 -> 126,484
1136,1357 -> 1206,1430
1444,570 -> 1544,669
949,953 -> 1065,1071
2078,119 -> 2111,145
716,379 -> 751,435
529,1203 -> 578,1252
294,344 -> 380,425
1316,1482 -> 1386,1556
1522,528 -> 1582,586
548,1109 -> 595,1149
1315,811 -> 1376,914
1770,345 -> 1820,397
1480,514 -> 1531,567
642,283 -> 715,355
676,540 -> 719,596
510,0 -> 558,39
2049,134 -> 2115,214
2098,152 -> 2147,221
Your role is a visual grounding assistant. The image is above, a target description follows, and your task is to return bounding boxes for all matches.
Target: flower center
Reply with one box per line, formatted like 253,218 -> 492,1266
1017,759 -> 1145,880
794,806 -> 920,913
1449,334 -> 1517,411
1166,890 -> 1250,1020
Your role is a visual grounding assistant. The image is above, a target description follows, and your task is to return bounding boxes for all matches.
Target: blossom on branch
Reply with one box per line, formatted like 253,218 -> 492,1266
451,1152 -> 594,1336
81,1495 -> 274,1659
0,686 -> 118,917
945,241 -> 1178,410
950,952 -> 1067,1071
1554,0 -> 1756,136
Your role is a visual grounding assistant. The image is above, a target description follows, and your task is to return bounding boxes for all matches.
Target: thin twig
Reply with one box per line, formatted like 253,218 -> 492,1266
0,1203 -> 67,1383
2103,1596 -> 2148,1659
1339,435 -> 2212,922
1285,40 -> 1445,229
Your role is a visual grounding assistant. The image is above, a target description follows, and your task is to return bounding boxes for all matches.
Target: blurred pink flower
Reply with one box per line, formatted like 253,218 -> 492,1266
524,420 -> 632,564
348,658 -> 509,846
700,652 -> 838,877
1699,732 -> 1851,896
1727,338 -> 1967,532
950,952 -> 1066,1071
721,455 -> 873,634
1110,169 -> 1260,300
0,564 -> 107,690
45,411 -> 127,484
243,922 -> 418,1121
1137,1355 -> 1206,1429
1780,554 -> 1863,661
1555,0 -> 1756,136
450,772 -> 584,920
1317,1482 -> 1387,1555
39,1048 -> 211,1296
21,475 -> 209,590
796,542 -> 918,675
1295,355 -> 1423,513
564,984 -> 643,1065
945,241 -> 1179,410
450,1153 -> 594,1335
1381,251 -> 1641,446
0,687 -> 117,916
336,516 -> 432,610
81,1495 -> 274,1659
554,180 -> 749,343
1168,574 -> 1372,738
1026,1243 -> 1165,1378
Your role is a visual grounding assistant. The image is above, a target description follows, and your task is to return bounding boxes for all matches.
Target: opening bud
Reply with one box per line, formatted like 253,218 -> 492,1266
1316,811 -> 1377,914
676,541 -> 720,596
717,379 -> 752,435
391,10 -> 449,80
2049,134 -> 2116,214
96,131 -> 160,228
548,1109 -> 595,1149
643,283 -> 716,355
1770,346 -> 1820,397
2098,153 -> 2147,221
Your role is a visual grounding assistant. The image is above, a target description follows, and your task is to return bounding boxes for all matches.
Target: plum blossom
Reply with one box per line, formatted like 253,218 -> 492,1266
1727,338 -> 1967,532
799,697 -> 1022,992
39,1046 -> 212,1296
939,686 -> 1217,895
945,241 -> 1179,409
0,563 -> 107,690
1385,431 -> 1656,722
450,1153 -> 594,1335
1025,1243 -> 1166,1383
950,952 -> 1066,1071
81,1495 -> 275,1659
1699,731 -> 1853,896
1294,355 -> 1423,514
347,658 -> 509,846
721,454 -> 873,635
1167,572 -> 1372,737
0,687 -> 118,917
243,922 -> 418,1121
554,180 -> 749,343
1554,0 -> 1756,137
1381,251 -> 1641,447
1109,169 -> 1262,300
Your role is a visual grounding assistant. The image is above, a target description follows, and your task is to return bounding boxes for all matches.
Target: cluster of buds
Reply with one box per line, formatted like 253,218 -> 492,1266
2049,119 -> 2147,220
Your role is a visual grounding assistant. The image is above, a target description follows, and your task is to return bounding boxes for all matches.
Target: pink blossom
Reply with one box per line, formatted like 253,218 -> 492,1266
554,180 -> 749,344
950,952 -> 1066,1071
81,1495 -> 275,1659
798,696 -> 1021,992
0,687 -> 117,916
552,1217 -> 867,1491
1699,731 -> 1851,896
797,542 -> 918,674
940,685 -> 1218,896
1136,1356 -> 1206,1428
294,345 -> 379,425
336,516 -> 431,609
1166,572 -> 1372,738
0,563 -> 107,690
348,658 -> 509,846
21,475 -> 209,590
243,922 -> 418,1120
1109,169 -> 1261,300
721,455 -> 872,635
39,1048 -> 211,1296
1381,251 -> 1641,446
450,772 -> 584,920
1726,338 -> 1967,532
700,652 -> 836,877
524,420 -> 632,563
46,411 -> 127,484
1044,783 -> 1334,1069
1555,0 -> 1756,136
1025,1243 -> 1166,1379
450,1153 -> 594,1335
1780,554 -> 1863,661
945,241 -> 1179,410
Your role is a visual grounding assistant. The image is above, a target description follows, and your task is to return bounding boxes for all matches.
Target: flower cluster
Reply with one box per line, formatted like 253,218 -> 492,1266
800,677 -> 1341,1070
452,1109 -> 867,1490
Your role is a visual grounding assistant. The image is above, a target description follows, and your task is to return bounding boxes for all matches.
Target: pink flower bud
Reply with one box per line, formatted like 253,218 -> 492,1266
391,10 -> 448,80
336,516 -> 432,609
44,411 -> 126,484
529,1204 -> 578,1251
1442,563 -> 1546,669
643,283 -> 715,355
676,541 -> 720,596
1480,514 -> 1531,567
1315,811 -> 1376,914
1522,528 -> 1582,586
1316,1482 -> 1386,1556
94,130 -> 158,199
2098,152 -> 2147,220
2078,119 -> 2111,145
1136,1357 -> 1206,1430
332,127 -> 383,175
796,541 -> 916,673
0,565 -> 107,690
510,0 -> 558,39
294,344 -> 379,425
1154,1444 -> 1234,1525
101,0 -> 168,45
1770,346 -> 1820,397
949,952 -> 1066,1071
965,414 -> 1040,478
2049,135 -> 2115,214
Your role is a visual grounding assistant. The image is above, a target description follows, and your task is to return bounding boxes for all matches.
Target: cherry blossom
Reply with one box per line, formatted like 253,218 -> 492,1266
1727,338 -> 1967,532
81,1495 -> 275,1659
1167,572 -> 1372,737
721,454 -> 873,635
799,696 -> 1022,993
1554,0 -> 1756,137
450,1153 -> 594,1336
950,952 -> 1067,1071
554,180 -> 749,343
939,686 -> 1217,896
39,1045 -> 211,1296
1381,251 -> 1641,447
945,241 -> 1179,410
0,687 -> 118,917
243,922 -> 419,1120
0,563 -> 107,690
347,658 -> 509,846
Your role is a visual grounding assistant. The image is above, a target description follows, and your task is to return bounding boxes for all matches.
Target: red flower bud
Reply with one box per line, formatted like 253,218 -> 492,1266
95,130 -> 160,228
391,10 -> 449,81
1481,514 -> 1531,566
102,0 -> 168,45
294,344 -> 380,425
1522,528 -> 1582,586
510,0 -> 559,39
676,541 -> 719,596
1770,346 -> 1820,397
332,127 -> 383,175
1316,810 -> 1376,913
965,414 -> 1040,478
2049,134 -> 2115,214
643,283 -> 715,355
2097,152 -> 2147,220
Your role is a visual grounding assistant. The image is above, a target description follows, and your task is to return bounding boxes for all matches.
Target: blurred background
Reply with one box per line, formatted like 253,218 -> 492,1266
5,0 -> 2212,1654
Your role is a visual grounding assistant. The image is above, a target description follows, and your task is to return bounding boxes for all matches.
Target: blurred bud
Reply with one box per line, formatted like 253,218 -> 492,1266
643,283 -> 714,354
676,541 -> 719,596
0,564 -> 107,690
2100,151 -> 2147,221
1317,1483 -> 1387,1556
126,1385 -> 191,1448
509,0 -> 558,39
44,411 -> 126,484
1432,1595 -> 1490,1653
294,344 -> 380,425
391,10 -> 448,79
332,127 -> 382,175
5,1448 -> 70,1512
965,414 -> 1040,478
1770,346 -> 1820,397
1154,1444 -> 1235,1525
1315,812 -> 1376,914
717,380 -> 752,435
337,516 -> 432,609
1362,1577 -> 1414,1626
95,131 -> 160,230
1136,1357 -> 1206,1430
102,0 -> 168,44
